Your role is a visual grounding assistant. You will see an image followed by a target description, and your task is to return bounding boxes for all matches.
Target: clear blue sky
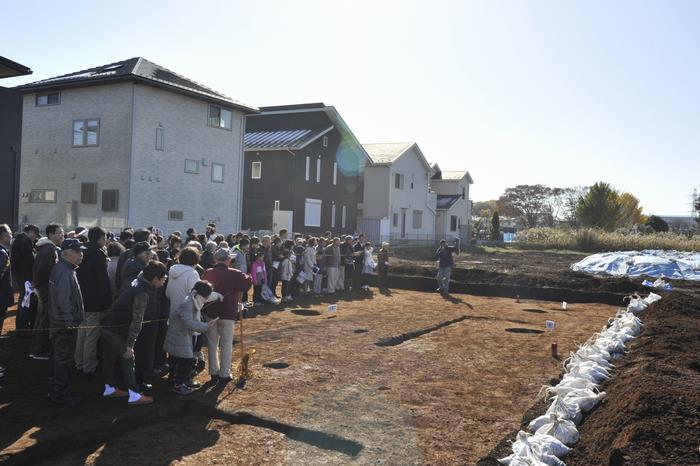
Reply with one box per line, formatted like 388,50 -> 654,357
3,0 -> 698,216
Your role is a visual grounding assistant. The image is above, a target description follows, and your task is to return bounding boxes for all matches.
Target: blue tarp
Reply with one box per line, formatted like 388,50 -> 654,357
571,250 -> 700,281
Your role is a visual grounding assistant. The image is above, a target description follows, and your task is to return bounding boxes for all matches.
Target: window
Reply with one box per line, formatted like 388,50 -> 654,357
316,157 -> 321,183
304,198 -> 322,227
30,189 -> 56,203
333,162 -> 338,185
102,189 -> 119,212
305,156 -> 310,181
393,213 -> 398,227
212,163 -> 224,183
208,105 -> 232,130
451,215 -> 458,231
394,173 -> 404,189
184,159 -> 199,174
155,128 -> 164,151
36,92 -> 60,106
331,203 -> 336,228
462,187 -> 466,200
168,210 -> 183,221
81,182 -> 97,204
323,135 -> 328,147
342,205 -> 347,228
72,119 -> 100,147
251,161 -> 262,179
274,200 -> 280,211
410,175 -> 414,190
412,210 -> 423,229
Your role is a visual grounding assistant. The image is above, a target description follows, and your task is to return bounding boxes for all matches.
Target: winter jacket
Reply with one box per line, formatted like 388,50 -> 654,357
279,257 -> 293,281
0,244 -> 12,298
76,242 -> 112,312
119,257 -> 147,295
436,243 -> 459,268
325,245 -> 340,268
32,238 -> 58,289
353,242 -> 365,267
251,260 -> 267,286
362,248 -> 376,274
101,274 -> 155,348
107,258 -> 119,297
10,232 -> 35,287
163,295 -> 209,358
202,263 -> 252,320
340,243 -> 354,267
114,248 -> 133,290
378,248 -> 389,272
231,245 -> 248,273
200,250 -> 215,270
48,256 -> 85,332
165,264 -> 200,315
315,246 -> 326,273
303,246 -> 317,275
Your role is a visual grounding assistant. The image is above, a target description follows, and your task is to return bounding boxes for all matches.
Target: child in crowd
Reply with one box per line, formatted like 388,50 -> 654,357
279,249 -> 294,302
251,251 -> 268,305
361,242 -> 376,291
377,242 -> 390,290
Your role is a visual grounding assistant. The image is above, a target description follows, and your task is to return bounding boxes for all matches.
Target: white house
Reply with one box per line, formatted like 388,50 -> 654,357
360,142 -> 437,240
431,163 -> 474,241
14,57 -> 257,233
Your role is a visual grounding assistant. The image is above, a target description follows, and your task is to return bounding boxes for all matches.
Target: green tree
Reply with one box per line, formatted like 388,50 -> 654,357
576,182 -> 622,231
491,211 -> 500,240
645,215 -> 669,232
498,184 -> 551,228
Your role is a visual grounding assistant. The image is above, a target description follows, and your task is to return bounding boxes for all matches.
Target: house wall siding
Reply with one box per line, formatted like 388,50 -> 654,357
432,178 -> 472,237
18,83 -> 133,229
386,147 -> 436,237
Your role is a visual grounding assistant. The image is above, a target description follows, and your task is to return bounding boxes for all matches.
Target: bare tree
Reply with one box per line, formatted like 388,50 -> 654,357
498,185 -> 551,228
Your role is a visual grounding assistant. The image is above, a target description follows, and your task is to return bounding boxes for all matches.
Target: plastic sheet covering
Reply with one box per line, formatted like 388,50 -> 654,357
571,250 -> 700,280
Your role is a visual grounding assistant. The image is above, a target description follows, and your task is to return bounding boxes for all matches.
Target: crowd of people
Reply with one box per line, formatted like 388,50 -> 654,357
0,222 -> 404,405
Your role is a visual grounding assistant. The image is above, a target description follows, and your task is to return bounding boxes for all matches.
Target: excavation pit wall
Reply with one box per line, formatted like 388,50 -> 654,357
1,281 -> 625,465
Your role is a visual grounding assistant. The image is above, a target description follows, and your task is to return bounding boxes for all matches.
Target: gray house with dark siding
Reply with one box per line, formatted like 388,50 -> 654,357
242,103 -> 371,235
14,57 -> 257,232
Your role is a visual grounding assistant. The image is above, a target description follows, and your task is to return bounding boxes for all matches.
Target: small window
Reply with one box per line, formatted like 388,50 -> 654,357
30,189 -> 57,203
331,203 -> 336,228
461,187 -> 466,200
323,135 -> 328,147
274,200 -> 280,211
185,159 -> 199,174
450,215 -> 458,231
36,92 -> 60,107
81,182 -> 98,204
412,210 -> 423,229
341,205 -> 347,229
392,213 -> 398,227
212,163 -> 224,183
72,119 -> 100,147
316,157 -> 321,183
102,189 -> 119,212
333,162 -> 337,185
155,128 -> 164,151
305,156 -> 310,181
168,210 -> 184,221
251,161 -> 262,179
394,173 -> 404,190
304,198 -> 322,227
208,105 -> 232,130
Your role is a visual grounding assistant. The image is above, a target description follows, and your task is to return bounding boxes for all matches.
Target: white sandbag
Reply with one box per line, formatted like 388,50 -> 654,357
511,432 -> 569,465
567,362 -> 610,384
626,293 -> 648,313
593,334 -> 626,354
499,453 -> 549,466
576,342 -> 612,361
563,388 -> 606,412
528,413 -> 556,433
535,418 -> 580,445
566,352 -> 614,371
643,292 -> 662,305
556,375 -> 599,392
545,396 -> 582,424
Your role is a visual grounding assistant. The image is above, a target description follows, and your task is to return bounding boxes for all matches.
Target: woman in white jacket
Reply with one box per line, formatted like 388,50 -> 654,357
302,238 -> 317,294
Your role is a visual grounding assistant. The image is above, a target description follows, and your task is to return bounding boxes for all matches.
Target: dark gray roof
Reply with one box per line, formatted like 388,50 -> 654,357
245,126 -> 333,151
436,194 -> 461,210
0,56 -> 32,79
15,57 -> 257,113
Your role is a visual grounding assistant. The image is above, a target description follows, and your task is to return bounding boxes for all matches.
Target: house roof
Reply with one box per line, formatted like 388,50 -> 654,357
433,170 -> 474,184
362,142 -> 414,164
436,194 -> 461,210
245,126 -> 333,151
14,57 -> 257,113
0,56 -> 32,79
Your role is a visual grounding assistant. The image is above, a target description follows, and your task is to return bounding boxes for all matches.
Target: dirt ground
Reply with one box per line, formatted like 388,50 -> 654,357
0,289 -> 618,465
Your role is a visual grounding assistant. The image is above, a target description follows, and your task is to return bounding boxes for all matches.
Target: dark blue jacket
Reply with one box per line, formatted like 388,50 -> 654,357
436,244 -> 459,268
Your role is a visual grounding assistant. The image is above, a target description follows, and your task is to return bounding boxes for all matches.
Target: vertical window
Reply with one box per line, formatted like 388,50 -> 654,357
155,128 -> 164,151
316,157 -> 321,183
251,161 -> 262,179
102,189 -> 119,212
212,163 -> 224,183
305,156 -> 310,181
304,198 -> 322,227
81,182 -> 97,204
333,162 -> 337,185
30,189 -> 57,203
450,215 -> 458,231
184,159 -> 199,174
322,135 -> 328,147
72,119 -> 100,146
462,187 -> 466,199
394,173 -> 404,189
341,205 -> 347,228
392,213 -> 398,227
274,200 -> 280,211
36,92 -> 60,106
331,203 -> 336,228
208,105 -> 232,130
412,210 -> 423,229
410,175 -> 414,189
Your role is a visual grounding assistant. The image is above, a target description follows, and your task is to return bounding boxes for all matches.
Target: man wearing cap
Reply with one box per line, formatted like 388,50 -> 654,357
119,241 -> 155,294
48,238 -> 86,405
436,238 -> 460,296
115,228 -> 151,290
202,248 -> 252,383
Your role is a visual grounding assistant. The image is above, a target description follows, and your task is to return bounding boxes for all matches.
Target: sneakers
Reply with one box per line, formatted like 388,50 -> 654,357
104,388 -> 129,398
185,380 -> 201,389
30,352 -> 51,360
209,375 -> 220,384
128,394 -> 154,406
173,384 -> 195,396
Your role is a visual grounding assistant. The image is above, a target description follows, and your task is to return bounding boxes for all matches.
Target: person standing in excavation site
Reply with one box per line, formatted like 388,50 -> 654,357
436,238 -> 460,296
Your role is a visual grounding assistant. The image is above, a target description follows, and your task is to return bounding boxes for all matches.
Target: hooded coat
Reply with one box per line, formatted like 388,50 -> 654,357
165,264 -> 200,315
163,294 -> 209,358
